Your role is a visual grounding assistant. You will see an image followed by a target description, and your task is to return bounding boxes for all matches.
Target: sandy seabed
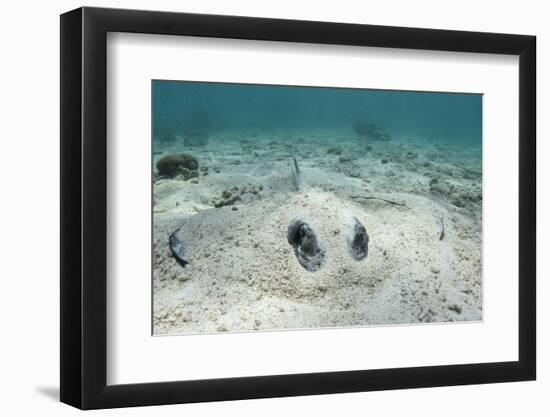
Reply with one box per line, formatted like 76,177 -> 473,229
152,130 -> 482,335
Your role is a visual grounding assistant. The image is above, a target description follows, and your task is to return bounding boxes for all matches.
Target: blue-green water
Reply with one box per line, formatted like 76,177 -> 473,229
152,80 -> 482,148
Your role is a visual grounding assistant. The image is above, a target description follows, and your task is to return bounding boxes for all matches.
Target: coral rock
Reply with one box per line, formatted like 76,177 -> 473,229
156,154 -> 199,178
353,119 -> 391,142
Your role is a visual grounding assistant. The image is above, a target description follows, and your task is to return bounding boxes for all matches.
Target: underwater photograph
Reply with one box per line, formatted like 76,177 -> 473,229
152,80 -> 483,335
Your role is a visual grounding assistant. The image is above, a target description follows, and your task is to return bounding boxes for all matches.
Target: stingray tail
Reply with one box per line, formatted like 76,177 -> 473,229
291,145 -> 303,191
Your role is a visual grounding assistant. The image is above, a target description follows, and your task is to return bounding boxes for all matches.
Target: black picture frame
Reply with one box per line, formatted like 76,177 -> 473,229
60,6 -> 536,410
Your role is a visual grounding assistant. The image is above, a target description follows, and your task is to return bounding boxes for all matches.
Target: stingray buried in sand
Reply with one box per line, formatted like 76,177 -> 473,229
154,154 -> 481,334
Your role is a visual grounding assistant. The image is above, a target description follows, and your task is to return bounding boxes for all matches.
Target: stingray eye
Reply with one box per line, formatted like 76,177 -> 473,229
287,219 -> 305,246
287,219 -> 326,272
347,217 -> 369,261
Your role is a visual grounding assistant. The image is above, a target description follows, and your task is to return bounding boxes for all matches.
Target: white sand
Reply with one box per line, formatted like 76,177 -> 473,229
153,130 -> 482,334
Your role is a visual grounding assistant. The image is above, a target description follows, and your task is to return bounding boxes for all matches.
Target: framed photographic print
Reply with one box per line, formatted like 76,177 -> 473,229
60,6 -> 536,409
